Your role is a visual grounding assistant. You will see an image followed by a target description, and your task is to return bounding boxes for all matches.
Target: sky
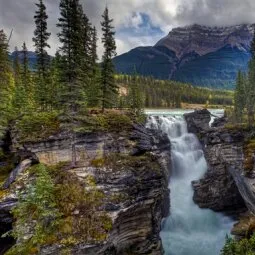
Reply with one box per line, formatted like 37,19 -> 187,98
1,0 -> 255,60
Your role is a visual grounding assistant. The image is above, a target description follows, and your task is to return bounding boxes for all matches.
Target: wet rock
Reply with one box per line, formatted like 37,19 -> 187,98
184,109 -> 211,134
185,110 -> 247,215
2,159 -> 32,190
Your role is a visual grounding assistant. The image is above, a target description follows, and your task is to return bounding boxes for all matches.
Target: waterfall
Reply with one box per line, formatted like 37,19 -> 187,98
147,113 -> 234,255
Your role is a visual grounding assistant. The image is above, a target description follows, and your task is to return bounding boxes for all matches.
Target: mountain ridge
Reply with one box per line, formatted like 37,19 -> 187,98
113,24 -> 255,89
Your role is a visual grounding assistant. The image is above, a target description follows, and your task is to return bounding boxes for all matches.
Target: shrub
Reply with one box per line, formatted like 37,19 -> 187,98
16,111 -> 60,143
7,163 -> 112,254
221,234 -> 255,255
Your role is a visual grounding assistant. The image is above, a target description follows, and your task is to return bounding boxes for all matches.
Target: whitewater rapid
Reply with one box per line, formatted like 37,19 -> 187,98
147,112 -> 234,255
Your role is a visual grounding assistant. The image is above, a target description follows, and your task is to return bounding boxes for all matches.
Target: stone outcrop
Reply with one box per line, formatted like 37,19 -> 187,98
0,124 -> 171,254
184,109 -> 211,134
184,110 -> 247,214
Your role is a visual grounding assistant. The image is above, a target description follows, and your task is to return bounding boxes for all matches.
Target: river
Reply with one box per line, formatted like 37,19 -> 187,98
146,109 -> 234,255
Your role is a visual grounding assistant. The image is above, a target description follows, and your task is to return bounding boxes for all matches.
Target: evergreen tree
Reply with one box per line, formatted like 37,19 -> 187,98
247,59 -> 255,127
21,42 -> 29,87
87,26 -> 100,107
33,0 -> 51,78
128,75 -> 144,117
21,42 -> 35,110
234,70 -> 246,122
57,0 -> 86,113
47,52 -> 63,110
13,46 -> 27,111
13,46 -> 21,79
0,30 -> 15,137
81,12 -> 92,84
246,30 -> 255,127
91,26 -> 98,76
100,7 -> 117,112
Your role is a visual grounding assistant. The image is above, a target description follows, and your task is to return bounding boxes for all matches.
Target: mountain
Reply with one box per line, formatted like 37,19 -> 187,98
10,51 -> 39,69
113,24 -> 254,89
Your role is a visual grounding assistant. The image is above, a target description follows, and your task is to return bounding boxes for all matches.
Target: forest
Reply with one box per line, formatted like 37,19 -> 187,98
0,0 -> 235,145
116,75 -> 233,108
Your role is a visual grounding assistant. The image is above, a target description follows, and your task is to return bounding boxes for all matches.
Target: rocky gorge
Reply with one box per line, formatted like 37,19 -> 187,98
1,109 -> 255,254
184,109 -> 255,237
0,119 -> 171,255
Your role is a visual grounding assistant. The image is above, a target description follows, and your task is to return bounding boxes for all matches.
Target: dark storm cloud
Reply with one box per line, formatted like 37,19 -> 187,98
1,0 -> 255,58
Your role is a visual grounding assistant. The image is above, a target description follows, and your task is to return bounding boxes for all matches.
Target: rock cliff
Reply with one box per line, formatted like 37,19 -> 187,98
184,110 -> 249,215
0,124 -> 171,254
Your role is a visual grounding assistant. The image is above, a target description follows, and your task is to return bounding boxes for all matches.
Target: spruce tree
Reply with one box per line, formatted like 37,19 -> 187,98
57,0 -> 85,113
33,0 -> 51,79
87,26 -> 100,107
91,26 -> 98,76
21,42 -> 29,85
128,75 -> 144,118
246,30 -> 255,127
100,7 -> 117,112
13,46 -> 21,79
13,46 -> 27,111
0,30 -> 15,137
234,70 -> 246,123
21,42 -> 35,110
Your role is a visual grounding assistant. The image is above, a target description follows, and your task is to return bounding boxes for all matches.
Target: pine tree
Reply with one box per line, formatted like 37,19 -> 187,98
0,30 -> 15,137
81,12 -> 92,84
21,42 -> 29,87
234,70 -> 246,123
246,30 -> 255,127
100,7 -> 117,112
13,46 -> 27,111
33,0 -> 51,79
21,42 -> 35,110
90,26 -> 98,76
87,26 -> 100,107
13,46 -> 21,79
128,75 -> 144,117
57,0 -> 86,113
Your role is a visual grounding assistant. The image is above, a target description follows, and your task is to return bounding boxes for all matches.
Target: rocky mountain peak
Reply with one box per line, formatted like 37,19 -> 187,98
156,23 -> 255,59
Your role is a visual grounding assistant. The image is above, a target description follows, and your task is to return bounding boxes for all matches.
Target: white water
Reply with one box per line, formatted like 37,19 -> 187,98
146,110 -> 234,255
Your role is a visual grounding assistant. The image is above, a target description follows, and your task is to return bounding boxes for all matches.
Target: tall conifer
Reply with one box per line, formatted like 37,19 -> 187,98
57,0 -> 85,112
33,0 -> 51,78
100,7 -> 117,112
0,30 -> 15,137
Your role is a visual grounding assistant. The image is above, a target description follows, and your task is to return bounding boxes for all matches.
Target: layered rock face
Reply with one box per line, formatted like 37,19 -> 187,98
184,111 -> 247,214
0,125 -> 171,254
114,24 -> 254,88
156,24 -> 253,59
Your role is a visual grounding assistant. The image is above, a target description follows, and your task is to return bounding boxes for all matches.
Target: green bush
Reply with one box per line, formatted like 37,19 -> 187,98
7,163 -> 112,254
16,111 -> 60,143
221,234 -> 255,255
73,111 -> 133,133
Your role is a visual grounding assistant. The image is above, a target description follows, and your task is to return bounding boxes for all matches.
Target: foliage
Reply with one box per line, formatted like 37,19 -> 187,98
6,164 -> 61,255
57,0 -> 87,113
233,32 -> 255,127
244,139 -> 255,175
100,7 -> 117,111
33,0 -> 51,80
127,75 -> 145,118
7,163 -> 112,254
234,71 -> 246,122
73,110 -> 133,133
221,234 -> 255,255
116,75 -> 233,108
15,111 -> 60,142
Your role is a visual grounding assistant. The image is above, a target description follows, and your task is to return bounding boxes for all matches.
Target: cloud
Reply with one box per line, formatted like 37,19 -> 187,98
1,0 -> 255,59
